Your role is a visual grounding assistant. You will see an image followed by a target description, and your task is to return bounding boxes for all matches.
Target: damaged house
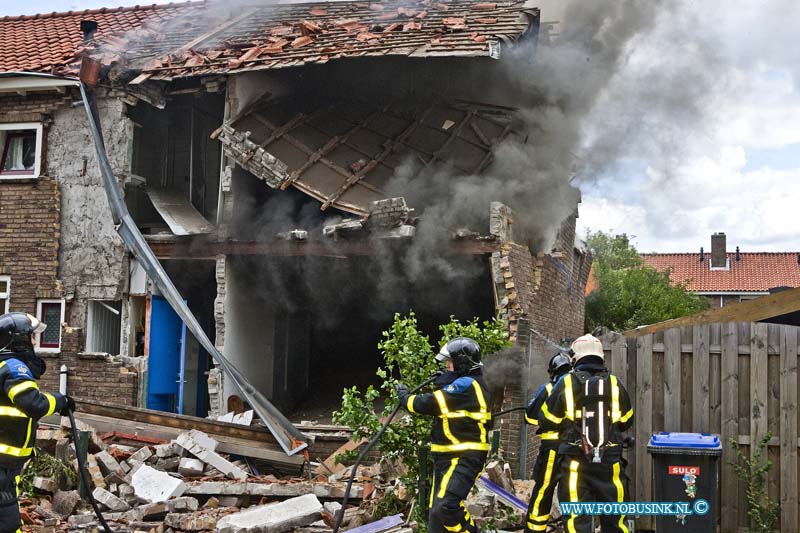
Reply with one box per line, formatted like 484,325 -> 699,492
0,0 -> 590,474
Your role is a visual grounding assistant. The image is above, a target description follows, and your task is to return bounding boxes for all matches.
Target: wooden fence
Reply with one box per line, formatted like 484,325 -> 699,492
599,322 -> 800,532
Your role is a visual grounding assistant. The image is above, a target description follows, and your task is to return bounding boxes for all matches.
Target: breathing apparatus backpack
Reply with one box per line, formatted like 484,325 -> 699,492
573,368 -> 613,463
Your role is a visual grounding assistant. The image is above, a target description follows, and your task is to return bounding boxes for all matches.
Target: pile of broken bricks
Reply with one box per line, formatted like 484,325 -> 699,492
22,422 -> 381,533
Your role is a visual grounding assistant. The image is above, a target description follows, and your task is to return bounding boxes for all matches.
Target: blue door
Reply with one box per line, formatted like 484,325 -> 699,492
146,295 -> 187,413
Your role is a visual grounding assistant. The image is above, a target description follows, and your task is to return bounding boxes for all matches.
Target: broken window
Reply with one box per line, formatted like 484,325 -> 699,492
0,123 -> 42,178
0,276 -> 9,314
86,300 -> 122,355
35,299 -> 64,352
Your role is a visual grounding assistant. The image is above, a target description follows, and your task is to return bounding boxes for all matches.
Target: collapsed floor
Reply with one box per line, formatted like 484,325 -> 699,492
23,409 -> 546,533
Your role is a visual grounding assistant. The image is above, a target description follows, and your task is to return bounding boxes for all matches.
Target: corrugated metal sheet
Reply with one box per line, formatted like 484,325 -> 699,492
217,95 -> 520,215
102,0 -> 537,80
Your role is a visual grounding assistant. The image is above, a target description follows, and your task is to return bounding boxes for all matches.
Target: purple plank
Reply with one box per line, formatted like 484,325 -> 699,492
345,513 -> 405,533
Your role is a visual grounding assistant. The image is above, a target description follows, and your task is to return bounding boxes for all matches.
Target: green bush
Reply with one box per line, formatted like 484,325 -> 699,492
729,432 -> 780,533
333,311 -> 510,529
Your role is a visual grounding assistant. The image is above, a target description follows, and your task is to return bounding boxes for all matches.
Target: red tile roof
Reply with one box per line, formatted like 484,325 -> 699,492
642,253 -> 800,293
0,2 -> 201,74
106,0 -> 536,80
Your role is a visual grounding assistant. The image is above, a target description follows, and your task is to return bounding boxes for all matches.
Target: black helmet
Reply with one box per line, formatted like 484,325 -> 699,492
0,312 -> 45,354
436,337 -> 482,373
548,352 -> 572,381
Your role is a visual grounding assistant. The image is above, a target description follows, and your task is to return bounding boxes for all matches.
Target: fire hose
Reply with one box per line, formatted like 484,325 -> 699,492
66,408 -> 116,533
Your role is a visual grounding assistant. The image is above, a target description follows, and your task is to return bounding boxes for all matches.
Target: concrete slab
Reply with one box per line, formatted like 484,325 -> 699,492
179,457 -> 205,477
93,487 -> 131,512
131,465 -> 187,503
216,493 -> 323,533
176,431 -> 246,481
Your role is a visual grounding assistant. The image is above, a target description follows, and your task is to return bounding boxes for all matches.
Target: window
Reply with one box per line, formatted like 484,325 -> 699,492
35,299 -> 64,352
0,276 -> 9,314
86,300 -> 122,355
0,123 -> 43,178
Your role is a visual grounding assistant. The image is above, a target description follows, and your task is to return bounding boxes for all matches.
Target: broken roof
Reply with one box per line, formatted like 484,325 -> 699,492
216,95 -> 520,215
109,0 -> 537,81
0,2 -> 200,74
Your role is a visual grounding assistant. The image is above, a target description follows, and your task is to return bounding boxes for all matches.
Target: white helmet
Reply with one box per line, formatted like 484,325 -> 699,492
570,334 -> 604,364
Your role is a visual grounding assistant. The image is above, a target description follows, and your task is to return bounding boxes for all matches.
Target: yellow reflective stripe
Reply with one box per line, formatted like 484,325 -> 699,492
566,460 -> 579,533
443,524 -> 463,532
564,375 -> 574,420
0,443 -> 33,457
610,375 -> 621,422
0,406 -> 27,417
0,361 -> 5,368
531,449 -> 557,519
540,431 -> 559,440
540,402 -> 562,424
438,457 -> 459,498
471,380 -> 488,444
434,390 -> 460,445
406,394 -> 416,413
613,462 -> 629,533
441,410 -> 492,421
525,414 -> 539,426
430,442 -> 490,453
530,525 -> 547,532
24,417 -> 32,449
8,380 -> 38,401
44,393 -> 57,416
620,408 -> 634,423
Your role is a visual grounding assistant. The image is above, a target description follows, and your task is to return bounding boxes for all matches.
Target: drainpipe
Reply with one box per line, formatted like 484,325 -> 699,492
518,328 -> 533,478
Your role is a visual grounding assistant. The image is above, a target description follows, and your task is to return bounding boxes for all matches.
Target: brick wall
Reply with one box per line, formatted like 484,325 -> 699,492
1,91 -> 138,406
495,212 -> 592,476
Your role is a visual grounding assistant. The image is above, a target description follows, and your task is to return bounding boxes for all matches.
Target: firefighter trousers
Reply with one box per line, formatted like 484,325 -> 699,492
524,443 -> 562,533
558,457 -> 629,533
428,452 -> 486,533
0,466 -> 22,533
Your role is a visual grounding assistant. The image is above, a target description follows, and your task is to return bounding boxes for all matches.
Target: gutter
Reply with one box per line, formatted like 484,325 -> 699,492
4,70 -> 308,456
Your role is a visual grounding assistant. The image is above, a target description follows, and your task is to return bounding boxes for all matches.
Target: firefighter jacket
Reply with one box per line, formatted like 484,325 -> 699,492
0,357 -> 65,467
403,371 -> 492,454
525,381 -> 560,443
538,362 -> 633,459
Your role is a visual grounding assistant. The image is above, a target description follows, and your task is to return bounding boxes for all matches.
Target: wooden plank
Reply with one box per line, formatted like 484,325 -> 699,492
626,337 -> 637,501
663,328 -> 681,432
652,346 -> 664,432
720,322 -> 739,533
624,288 -> 800,337
780,325 -> 799,531
610,333 -> 626,380
693,324 -> 710,432
635,335 -> 653,503
751,323 -> 769,459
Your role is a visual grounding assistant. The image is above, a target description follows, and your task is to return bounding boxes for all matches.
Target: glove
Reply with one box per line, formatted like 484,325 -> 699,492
395,383 -> 410,401
60,395 -> 76,416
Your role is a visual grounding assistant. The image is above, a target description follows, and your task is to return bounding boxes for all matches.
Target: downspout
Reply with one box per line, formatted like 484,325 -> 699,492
75,66 -> 307,456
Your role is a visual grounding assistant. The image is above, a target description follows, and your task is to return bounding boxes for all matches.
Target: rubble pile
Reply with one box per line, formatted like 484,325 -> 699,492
21,423 -> 379,533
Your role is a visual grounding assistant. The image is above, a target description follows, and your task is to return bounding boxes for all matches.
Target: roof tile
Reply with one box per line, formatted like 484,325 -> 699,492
642,252 -> 800,293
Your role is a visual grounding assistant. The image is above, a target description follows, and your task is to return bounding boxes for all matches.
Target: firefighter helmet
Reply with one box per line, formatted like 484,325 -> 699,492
548,352 -> 572,380
436,337 -> 482,373
0,312 -> 46,354
570,334 -> 604,364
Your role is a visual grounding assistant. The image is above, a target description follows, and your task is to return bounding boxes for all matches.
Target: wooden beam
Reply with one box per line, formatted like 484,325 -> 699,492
780,325 -> 798,531
147,238 -> 501,259
625,287 -> 800,337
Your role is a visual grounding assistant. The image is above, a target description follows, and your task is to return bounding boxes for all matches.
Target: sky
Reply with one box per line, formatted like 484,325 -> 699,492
3,0 -> 799,254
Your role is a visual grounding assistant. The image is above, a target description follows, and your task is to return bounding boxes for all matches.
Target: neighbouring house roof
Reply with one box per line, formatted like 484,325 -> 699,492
0,2 -> 201,74
106,0 -> 537,82
216,95 -> 519,215
642,252 -> 800,293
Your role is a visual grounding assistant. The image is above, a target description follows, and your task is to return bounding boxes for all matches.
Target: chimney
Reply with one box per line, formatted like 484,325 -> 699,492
80,20 -> 98,42
711,232 -> 727,268
736,246 -> 740,261
699,247 -> 704,262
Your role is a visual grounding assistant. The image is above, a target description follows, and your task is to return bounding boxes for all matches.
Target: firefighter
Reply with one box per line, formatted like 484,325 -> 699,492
539,334 -> 633,533
0,312 -> 74,533
523,352 -> 573,533
396,337 -> 491,533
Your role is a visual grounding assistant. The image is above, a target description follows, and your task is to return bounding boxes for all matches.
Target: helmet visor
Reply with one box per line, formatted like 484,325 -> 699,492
435,344 -> 451,362
27,314 -> 46,334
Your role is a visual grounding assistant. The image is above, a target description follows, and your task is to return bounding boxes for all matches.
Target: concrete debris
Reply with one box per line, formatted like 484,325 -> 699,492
179,457 -> 206,477
33,476 -> 58,494
215,493 -> 323,533
92,486 -> 131,512
52,490 -> 81,518
322,219 -> 364,238
276,230 -> 308,241
131,464 -> 188,503
176,431 -> 247,480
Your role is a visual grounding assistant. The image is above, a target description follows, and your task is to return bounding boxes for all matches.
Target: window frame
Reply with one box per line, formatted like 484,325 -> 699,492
86,299 -> 122,355
0,276 -> 9,314
0,123 -> 43,179
35,298 -> 65,353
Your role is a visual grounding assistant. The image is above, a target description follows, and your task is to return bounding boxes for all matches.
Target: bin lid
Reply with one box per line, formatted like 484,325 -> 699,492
648,432 -> 721,449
